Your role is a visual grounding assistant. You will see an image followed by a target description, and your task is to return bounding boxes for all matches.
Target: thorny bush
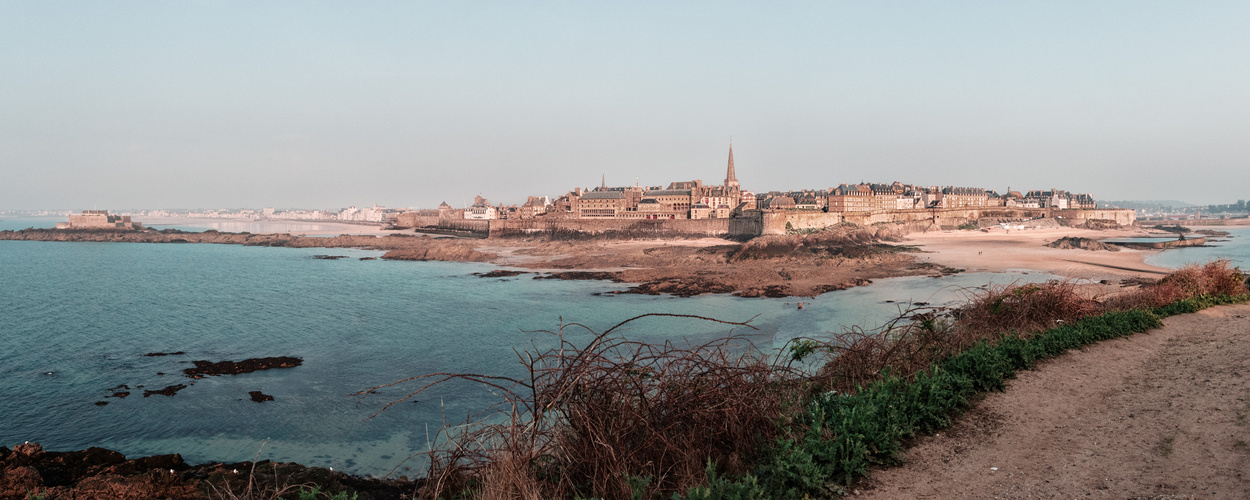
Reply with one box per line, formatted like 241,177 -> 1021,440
355,314 -> 799,500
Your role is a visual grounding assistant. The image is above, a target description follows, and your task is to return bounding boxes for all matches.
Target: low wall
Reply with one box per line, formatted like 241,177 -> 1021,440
440,219 -> 491,233
394,213 -> 440,228
1055,209 -> 1136,226
419,207 -> 1137,239
480,218 -> 735,238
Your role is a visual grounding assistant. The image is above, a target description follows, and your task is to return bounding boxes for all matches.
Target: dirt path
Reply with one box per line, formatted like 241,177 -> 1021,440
859,303 -> 1250,499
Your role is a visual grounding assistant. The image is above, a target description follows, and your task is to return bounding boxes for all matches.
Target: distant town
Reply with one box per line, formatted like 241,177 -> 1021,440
5,144 -> 1247,226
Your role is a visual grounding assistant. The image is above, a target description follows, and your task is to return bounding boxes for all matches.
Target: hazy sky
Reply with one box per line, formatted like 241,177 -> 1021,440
2,1 -> 1248,210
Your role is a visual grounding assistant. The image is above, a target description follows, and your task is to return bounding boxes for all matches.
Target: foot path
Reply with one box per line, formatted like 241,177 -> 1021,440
860,303 -> 1250,499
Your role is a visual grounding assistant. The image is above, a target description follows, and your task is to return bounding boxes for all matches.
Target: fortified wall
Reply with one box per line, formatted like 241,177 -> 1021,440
486,218 -> 733,238
396,207 -> 1135,239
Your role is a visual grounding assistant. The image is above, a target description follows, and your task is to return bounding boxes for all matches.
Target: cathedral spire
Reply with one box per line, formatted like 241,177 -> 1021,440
725,142 -> 739,189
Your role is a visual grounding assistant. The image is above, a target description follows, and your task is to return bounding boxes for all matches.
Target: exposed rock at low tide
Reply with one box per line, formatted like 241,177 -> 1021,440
474,269 -> 527,278
533,271 -> 623,281
247,391 -> 274,403
144,351 -> 185,357
1047,236 -> 1121,252
183,357 -> 303,378
618,277 -> 737,297
143,384 -> 187,397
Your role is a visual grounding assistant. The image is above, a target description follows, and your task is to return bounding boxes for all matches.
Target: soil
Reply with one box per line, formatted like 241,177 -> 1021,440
182,356 -> 303,378
858,303 -> 1250,499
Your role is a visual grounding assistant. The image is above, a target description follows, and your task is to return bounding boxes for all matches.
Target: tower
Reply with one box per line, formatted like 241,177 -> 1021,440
724,142 -> 739,189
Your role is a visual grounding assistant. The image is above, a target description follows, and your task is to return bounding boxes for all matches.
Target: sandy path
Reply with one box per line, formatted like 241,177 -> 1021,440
904,227 -> 1175,279
859,303 -> 1250,499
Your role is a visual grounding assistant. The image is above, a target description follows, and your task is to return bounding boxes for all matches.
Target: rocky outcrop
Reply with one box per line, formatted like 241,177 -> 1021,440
0,442 -> 417,499
183,357 -> 302,378
247,391 -> 274,403
142,384 -> 187,397
1047,236 -> 1121,252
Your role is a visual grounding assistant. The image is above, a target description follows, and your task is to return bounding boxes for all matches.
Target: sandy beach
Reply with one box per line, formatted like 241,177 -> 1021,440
902,226 -> 1174,279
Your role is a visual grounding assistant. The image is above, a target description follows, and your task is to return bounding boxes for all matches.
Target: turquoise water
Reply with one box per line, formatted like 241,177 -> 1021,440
4,215 -> 1234,476
1145,227 -> 1250,269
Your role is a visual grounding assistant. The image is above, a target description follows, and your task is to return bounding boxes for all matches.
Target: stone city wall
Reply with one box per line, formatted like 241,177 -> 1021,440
484,218 -> 734,238
1054,209 -> 1136,226
401,207 -> 1135,239
394,213 -> 440,228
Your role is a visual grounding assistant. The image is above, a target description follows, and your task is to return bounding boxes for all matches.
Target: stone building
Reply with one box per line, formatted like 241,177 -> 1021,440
56,210 -> 142,230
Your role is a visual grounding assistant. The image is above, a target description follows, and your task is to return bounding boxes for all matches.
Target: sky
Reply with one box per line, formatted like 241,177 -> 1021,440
2,1 -> 1248,210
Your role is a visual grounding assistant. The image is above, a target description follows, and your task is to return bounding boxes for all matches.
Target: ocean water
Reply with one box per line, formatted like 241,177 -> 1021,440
0,216 -> 377,236
1144,226 -> 1250,269
2,216 -> 1240,476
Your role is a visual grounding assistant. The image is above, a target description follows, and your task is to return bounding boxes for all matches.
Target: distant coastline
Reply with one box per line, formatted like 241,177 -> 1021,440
0,221 -> 1187,299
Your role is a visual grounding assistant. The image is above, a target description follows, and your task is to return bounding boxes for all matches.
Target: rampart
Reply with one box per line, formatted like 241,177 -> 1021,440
486,218 -> 734,238
398,207 -> 1135,239
394,213 -> 440,228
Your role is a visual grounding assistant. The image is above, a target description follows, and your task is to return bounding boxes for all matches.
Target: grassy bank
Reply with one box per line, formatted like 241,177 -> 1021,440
363,261 -> 1247,500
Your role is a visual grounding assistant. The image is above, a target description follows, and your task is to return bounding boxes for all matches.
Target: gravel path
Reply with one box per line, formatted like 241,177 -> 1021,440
859,303 -> 1250,499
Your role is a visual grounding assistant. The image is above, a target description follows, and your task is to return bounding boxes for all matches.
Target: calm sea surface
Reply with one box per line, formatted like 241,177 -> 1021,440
0,217 -> 1243,476
1144,226 -> 1250,269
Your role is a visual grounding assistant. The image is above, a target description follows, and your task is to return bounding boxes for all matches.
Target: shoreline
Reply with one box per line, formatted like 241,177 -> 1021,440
0,224 -> 1193,298
0,441 -> 416,500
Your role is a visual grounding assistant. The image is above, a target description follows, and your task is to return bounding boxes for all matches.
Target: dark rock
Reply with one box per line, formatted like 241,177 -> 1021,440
359,257 -> 376,260
143,384 -> 187,397
143,351 -> 185,357
94,401 -> 108,406
15,443 -> 44,457
248,391 -> 275,403
534,271 -> 622,281
474,270 -> 526,278
183,356 -> 303,378
0,465 -> 42,492
735,284 -> 792,298
101,454 -> 188,476
618,277 -> 736,297
312,255 -> 349,260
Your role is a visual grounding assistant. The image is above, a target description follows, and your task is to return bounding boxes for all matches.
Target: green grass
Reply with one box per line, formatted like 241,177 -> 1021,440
678,294 -> 1248,499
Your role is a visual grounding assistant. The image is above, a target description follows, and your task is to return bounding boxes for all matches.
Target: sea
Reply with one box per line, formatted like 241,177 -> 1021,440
1,217 -> 1246,476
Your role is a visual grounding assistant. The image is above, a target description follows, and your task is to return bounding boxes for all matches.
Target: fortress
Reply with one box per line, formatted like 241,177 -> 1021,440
56,210 -> 143,230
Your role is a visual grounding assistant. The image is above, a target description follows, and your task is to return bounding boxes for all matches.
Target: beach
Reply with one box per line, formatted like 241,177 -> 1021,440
902,226 -> 1174,278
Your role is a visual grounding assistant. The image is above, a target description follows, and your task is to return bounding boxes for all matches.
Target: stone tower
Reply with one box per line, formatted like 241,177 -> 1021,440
724,142 -> 739,189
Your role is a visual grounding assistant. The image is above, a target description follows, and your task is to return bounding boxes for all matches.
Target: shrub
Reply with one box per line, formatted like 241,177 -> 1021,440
357,314 -> 798,500
362,262 -> 1248,499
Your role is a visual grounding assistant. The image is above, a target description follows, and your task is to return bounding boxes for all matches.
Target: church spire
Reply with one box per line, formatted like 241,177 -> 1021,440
725,141 -> 739,189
